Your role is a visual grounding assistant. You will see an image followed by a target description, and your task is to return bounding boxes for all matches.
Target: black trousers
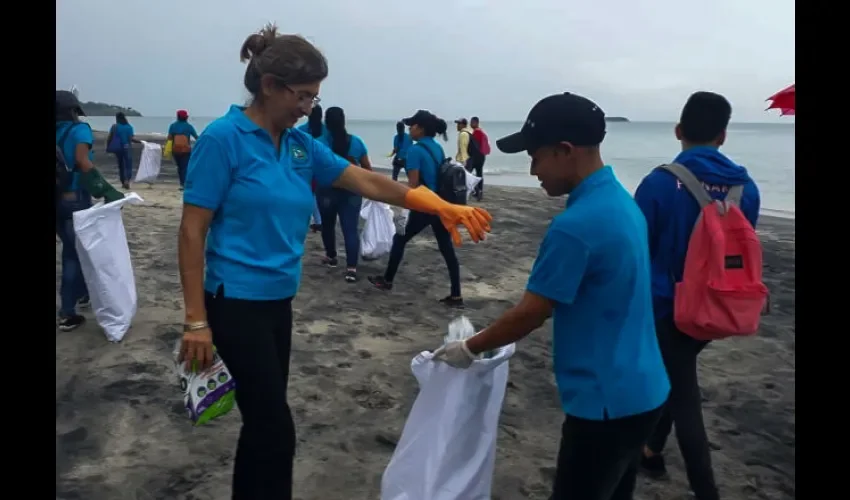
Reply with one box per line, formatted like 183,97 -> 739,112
206,288 -> 296,500
391,157 -> 406,181
646,317 -> 719,500
465,156 -> 485,196
383,210 -> 461,297
551,406 -> 663,500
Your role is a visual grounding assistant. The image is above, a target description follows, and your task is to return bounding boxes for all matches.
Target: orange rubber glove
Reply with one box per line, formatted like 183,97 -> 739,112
403,186 -> 493,245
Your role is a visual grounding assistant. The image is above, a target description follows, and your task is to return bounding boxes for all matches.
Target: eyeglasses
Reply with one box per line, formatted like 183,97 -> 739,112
275,78 -> 321,108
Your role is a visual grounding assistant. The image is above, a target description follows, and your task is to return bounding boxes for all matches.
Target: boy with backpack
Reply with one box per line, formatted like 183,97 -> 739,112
633,91 -> 765,500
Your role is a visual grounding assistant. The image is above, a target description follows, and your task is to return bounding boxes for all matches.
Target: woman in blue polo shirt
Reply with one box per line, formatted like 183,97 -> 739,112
176,25 -> 491,500
390,120 -> 413,180
368,110 -> 464,308
317,106 -> 372,282
106,112 -> 138,189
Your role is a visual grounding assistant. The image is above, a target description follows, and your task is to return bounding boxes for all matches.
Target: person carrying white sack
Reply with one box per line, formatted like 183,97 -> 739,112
434,92 -> 670,500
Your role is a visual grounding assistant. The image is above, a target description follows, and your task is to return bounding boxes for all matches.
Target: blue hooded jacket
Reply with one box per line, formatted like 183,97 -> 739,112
634,146 -> 760,320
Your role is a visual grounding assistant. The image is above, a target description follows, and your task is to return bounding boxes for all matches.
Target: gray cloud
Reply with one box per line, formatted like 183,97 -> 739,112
57,0 -> 795,122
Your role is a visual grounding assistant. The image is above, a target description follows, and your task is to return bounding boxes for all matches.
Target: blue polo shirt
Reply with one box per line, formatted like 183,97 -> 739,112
406,137 -> 443,191
296,122 -> 329,143
526,166 -> 670,420
56,121 -> 94,192
114,123 -> 135,146
183,105 -> 350,300
168,120 -> 199,139
323,133 -> 368,166
393,132 -> 413,160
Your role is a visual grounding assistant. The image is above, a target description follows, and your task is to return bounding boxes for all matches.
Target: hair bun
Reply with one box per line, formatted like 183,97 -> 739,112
240,23 -> 279,63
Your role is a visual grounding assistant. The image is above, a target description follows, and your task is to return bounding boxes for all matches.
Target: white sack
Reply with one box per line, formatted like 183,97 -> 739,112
464,168 -> 482,202
73,193 -> 145,342
134,141 -> 163,184
381,343 -> 516,500
360,199 -> 396,259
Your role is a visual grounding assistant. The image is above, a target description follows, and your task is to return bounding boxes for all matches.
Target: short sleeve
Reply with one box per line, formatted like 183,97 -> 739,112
167,123 -> 176,136
310,138 -> 349,188
405,145 -> 423,171
527,226 -> 590,305
352,136 -> 368,159
72,123 -> 94,147
183,135 -> 231,211
128,125 -> 135,136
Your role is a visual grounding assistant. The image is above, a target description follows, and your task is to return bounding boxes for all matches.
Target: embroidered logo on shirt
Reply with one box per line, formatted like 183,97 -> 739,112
291,145 -> 308,162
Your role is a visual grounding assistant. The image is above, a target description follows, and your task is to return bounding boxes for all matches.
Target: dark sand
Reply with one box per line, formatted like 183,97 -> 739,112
56,136 -> 795,500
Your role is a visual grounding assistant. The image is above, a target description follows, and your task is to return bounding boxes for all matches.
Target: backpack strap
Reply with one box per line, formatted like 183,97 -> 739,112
726,185 -> 744,206
57,123 -> 80,153
416,142 -> 441,168
660,163 -> 713,208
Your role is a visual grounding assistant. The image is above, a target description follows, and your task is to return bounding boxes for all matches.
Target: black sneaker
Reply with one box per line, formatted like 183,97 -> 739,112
439,296 -> 465,308
344,269 -> 357,283
639,453 -> 669,480
322,256 -> 338,268
58,315 -> 86,332
368,275 -> 393,291
310,223 -> 321,233
77,295 -> 91,309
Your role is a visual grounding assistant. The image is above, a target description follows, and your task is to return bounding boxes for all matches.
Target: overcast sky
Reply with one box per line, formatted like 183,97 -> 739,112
57,0 -> 795,123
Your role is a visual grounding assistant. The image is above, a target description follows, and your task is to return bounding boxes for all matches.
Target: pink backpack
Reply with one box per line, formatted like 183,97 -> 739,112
663,164 -> 769,341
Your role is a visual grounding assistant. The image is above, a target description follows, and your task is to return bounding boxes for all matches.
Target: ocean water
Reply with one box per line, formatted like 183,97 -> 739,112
83,116 -> 795,218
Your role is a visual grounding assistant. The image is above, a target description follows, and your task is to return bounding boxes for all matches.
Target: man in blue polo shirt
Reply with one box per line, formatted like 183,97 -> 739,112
435,93 -> 670,500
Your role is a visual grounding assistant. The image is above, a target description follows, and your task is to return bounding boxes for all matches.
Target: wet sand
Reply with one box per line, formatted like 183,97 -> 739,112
56,139 -> 795,499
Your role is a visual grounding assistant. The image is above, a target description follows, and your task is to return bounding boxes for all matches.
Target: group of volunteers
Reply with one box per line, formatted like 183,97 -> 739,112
56,22 -> 765,500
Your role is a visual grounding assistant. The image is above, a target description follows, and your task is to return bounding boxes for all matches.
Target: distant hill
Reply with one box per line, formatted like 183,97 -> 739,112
80,101 -> 142,117
605,116 -> 629,122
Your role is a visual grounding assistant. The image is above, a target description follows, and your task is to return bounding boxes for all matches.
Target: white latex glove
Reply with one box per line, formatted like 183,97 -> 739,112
433,340 -> 476,369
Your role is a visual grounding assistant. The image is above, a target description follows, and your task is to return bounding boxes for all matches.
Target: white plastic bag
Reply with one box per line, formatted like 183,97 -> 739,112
394,209 -> 409,237
381,341 -> 516,500
464,169 -> 482,202
134,141 -> 162,184
73,193 -> 145,342
360,199 -> 396,259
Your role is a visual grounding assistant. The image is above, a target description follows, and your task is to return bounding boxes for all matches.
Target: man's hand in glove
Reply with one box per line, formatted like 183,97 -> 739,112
433,340 -> 476,369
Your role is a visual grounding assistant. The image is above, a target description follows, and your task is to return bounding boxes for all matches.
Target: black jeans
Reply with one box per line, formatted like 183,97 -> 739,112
383,210 -> 461,297
391,157 -> 406,181
646,317 -> 719,500
551,406 -> 663,500
206,287 -> 296,500
174,152 -> 191,187
317,188 -> 361,268
465,156 -> 485,196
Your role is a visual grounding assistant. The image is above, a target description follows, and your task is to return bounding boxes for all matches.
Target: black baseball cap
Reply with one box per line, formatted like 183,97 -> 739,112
56,90 -> 86,116
454,117 -> 468,125
496,92 -> 606,154
402,110 -> 435,127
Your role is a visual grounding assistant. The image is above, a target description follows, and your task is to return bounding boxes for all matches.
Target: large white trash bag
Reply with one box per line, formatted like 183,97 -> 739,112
134,141 -> 163,184
381,342 -> 516,500
360,199 -> 396,259
464,168 -> 482,202
73,193 -> 145,342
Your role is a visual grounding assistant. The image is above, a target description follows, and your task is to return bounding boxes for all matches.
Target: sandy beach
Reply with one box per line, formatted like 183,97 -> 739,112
56,135 -> 795,500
